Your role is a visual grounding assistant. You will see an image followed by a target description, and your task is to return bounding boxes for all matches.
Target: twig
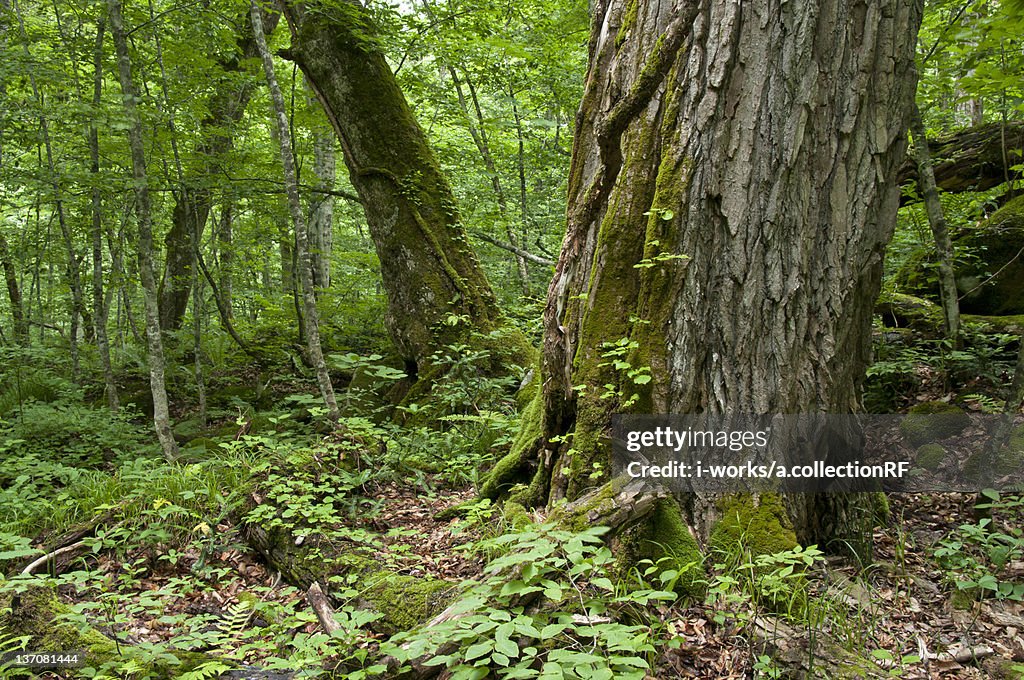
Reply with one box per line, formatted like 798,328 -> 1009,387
21,540 -> 90,576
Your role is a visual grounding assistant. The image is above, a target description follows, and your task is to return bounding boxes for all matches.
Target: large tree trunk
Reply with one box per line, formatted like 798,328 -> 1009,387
497,0 -> 922,553
279,0 -> 529,377
157,10 -> 280,332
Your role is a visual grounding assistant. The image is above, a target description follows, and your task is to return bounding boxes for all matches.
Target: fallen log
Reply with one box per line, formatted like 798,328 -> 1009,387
897,122 -> 1024,203
242,523 -> 457,636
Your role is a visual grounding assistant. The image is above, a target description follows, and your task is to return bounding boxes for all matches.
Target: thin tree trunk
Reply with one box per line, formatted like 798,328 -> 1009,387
217,204 -> 234,317
89,19 -> 118,410
251,0 -> 338,420
13,0 -> 84,378
309,111 -> 335,291
909,103 -> 960,346
0,0 -> 26,345
448,68 -> 530,295
108,0 -> 179,460
510,86 -> 532,276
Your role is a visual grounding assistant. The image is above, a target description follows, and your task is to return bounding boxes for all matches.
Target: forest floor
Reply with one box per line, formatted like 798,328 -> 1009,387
20,477 -> 1024,679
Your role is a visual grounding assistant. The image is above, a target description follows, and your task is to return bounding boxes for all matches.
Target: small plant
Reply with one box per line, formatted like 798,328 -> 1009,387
386,524 -> 675,679
933,491 -> 1024,601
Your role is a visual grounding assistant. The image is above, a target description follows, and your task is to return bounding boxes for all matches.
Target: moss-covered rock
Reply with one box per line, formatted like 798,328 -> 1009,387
899,401 -> 970,447
915,443 -> 947,471
709,494 -> 798,558
501,501 -> 532,529
963,425 -> 1024,481
875,291 -> 944,332
956,195 -> 1024,316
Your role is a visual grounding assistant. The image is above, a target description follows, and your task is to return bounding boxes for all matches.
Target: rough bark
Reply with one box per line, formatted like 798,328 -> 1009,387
108,0 -> 179,460
157,9 -> 281,331
279,0 -> 529,377
897,121 -> 1024,201
250,0 -> 338,420
909,104 -> 960,345
502,0 -> 922,554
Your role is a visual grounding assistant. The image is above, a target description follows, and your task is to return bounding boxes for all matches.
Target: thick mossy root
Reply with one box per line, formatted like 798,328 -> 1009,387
613,498 -> 704,598
709,493 -> 798,559
480,381 -> 545,502
915,443 -> 947,471
899,400 -> 971,447
0,583 -> 219,678
243,524 -> 456,636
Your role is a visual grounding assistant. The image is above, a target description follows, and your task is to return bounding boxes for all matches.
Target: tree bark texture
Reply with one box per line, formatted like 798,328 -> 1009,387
108,0 -> 179,460
279,0 -> 525,375
157,9 -> 280,331
518,0 -> 922,548
90,18 -> 118,411
309,126 -> 335,291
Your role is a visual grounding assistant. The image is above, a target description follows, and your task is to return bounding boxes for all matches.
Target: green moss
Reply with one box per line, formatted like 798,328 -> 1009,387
0,585 -> 218,678
914,443 -> 947,471
709,493 -> 798,558
616,498 -> 704,598
962,314 -> 1024,334
615,0 -> 638,48
899,401 -> 970,447
871,492 -> 891,527
875,290 -> 944,332
501,501 -> 532,529
481,382 -> 544,500
551,478 -> 621,534
362,574 -> 457,635
949,587 -> 976,610
965,429 -> 1024,480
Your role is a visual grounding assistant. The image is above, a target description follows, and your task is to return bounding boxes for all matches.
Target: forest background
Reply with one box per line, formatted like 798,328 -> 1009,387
1,0 -> 1024,678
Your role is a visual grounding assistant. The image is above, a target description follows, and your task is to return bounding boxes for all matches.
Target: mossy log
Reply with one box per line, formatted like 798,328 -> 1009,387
242,523 -> 457,636
896,121 -> 1024,203
876,291 -> 1024,336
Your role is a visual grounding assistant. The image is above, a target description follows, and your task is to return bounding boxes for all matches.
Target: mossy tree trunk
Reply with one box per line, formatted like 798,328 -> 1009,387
278,0 -> 528,378
498,0 -> 922,552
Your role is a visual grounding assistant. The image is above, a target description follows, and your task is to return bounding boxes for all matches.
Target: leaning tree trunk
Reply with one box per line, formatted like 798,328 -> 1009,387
278,0 -> 529,378
492,0 -> 922,554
